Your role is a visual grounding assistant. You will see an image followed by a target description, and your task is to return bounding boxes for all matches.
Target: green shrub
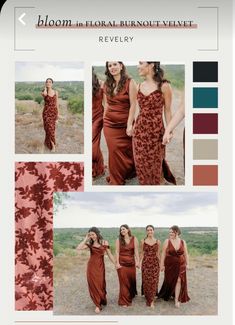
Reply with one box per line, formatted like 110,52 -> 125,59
16,94 -> 33,100
35,95 -> 43,104
68,96 -> 84,114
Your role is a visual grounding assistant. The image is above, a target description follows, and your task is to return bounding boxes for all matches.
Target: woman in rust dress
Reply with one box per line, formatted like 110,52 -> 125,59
116,224 -> 139,306
158,225 -> 190,307
103,61 -> 137,185
92,69 -> 105,178
77,227 -> 115,313
140,225 -> 161,308
133,62 -> 176,185
41,78 -> 58,152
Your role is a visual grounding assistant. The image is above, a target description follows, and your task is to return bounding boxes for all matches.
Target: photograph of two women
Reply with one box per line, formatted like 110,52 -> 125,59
92,61 -> 185,186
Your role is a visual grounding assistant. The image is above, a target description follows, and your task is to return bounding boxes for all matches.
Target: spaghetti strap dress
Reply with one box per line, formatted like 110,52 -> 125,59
117,236 -> 137,306
158,239 -> 190,303
92,87 -> 105,178
103,79 -> 136,185
42,93 -> 58,150
141,241 -> 160,306
87,244 -> 109,309
133,87 -> 176,185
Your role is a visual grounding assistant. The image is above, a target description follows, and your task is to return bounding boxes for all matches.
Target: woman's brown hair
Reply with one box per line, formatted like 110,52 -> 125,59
105,61 -> 129,97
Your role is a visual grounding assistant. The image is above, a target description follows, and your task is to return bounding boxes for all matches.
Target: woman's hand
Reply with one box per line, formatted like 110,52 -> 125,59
162,130 -> 173,145
160,265 -> 165,272
116,263 -> 122,270
126,124 -> 133,137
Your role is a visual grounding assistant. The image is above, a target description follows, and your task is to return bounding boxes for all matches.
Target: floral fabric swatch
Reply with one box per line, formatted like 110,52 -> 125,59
15,162 -> 84,310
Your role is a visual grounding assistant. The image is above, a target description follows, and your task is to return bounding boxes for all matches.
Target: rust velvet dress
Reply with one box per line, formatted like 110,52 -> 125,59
133,88 -> 176,185
158,239 -> 190,303
42,94 -> 58,150
86,244 -> 109,309
92,88 -> 105,178
141,241 -> 160,306
103,79 -> 135,185
117,237 -> 137,306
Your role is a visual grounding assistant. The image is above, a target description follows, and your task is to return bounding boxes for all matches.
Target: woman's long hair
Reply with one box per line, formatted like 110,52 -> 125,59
88,226 -> 103,245
92,68 -> 100,97
119,224 -> 132,246
147,61 -> 169,90
105,61 -> 129,97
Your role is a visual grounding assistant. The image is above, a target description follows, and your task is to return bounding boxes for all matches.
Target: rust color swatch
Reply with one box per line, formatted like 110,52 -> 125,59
193,165 -> 218,186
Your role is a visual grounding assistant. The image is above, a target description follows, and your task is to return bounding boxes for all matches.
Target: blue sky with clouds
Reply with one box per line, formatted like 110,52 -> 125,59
54,192 -> 218,228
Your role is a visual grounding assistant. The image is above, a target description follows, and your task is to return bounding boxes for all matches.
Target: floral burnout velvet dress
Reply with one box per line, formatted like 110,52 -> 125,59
141,241 -> 160,306
42,93 -> 58,150
133,87 -> 176,185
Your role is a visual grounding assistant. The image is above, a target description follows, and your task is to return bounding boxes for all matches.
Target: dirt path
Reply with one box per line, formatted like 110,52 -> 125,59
54,254 -> 217,316
15,99 -> 84,154
93,88 -> 184,186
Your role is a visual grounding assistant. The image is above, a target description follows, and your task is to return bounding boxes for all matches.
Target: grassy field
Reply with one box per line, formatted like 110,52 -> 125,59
15,81 -> 84,154
54,227 -> 217,257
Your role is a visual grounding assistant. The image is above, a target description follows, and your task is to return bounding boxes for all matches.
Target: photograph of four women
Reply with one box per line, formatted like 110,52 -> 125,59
77,224 -> 190,314
92,61 -> 185,186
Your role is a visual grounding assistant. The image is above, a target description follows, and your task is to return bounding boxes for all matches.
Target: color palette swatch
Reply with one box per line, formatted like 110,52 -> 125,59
192,61 -> 218,186
193,61 -> 218,82
193,165 -> 218,186
193,87 -> 218,108
193,139 -> 218,160
193,113 -> 218,134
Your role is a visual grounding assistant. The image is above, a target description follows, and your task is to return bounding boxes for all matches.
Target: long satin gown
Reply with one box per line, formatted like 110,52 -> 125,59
117,236 -> 137,306
87,244 -> 108,309
141,241 -> 160,306
103,79 -> 135,185
133,88 -> 176,185
158,239 -> 190,303
42,94 -> 58,150
92,88 -> 105,178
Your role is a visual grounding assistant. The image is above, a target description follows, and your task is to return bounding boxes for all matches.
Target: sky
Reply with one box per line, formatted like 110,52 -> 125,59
15,62 -> 84,81
54,192 -> 218,228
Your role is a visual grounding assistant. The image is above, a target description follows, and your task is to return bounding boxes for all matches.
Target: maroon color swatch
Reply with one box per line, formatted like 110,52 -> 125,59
193,113 -> 218,134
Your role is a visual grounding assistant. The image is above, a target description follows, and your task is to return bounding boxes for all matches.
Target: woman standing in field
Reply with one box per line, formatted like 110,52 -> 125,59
133,61 -> 176,185
77,227 -> 115,313
116,224 -> 139,306
41,78 -> 59,152
140,225 -> 161,308
92,69 -> 105,178
158,225 -> 190,307
103,61 -> 137,185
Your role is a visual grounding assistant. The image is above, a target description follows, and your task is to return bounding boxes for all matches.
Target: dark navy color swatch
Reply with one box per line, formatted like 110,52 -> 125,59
193,87 -> 218,108
193,61 -> 218,82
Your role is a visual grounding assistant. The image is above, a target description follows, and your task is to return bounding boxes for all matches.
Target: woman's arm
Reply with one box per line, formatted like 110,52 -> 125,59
162,82 -> 173,126
162,95 -> 185,145
160,239 -> 168,271
139,239 -> 144,268
134,237 -> 140,268
104,241 -> 116,265
103,93 -> 108,117
126,79 -> 137,136
183,240 -> 189,269
157,240 -> 161,260
76,233 -> 89,251
115,239 -> 121,269
41,87 -> 47,97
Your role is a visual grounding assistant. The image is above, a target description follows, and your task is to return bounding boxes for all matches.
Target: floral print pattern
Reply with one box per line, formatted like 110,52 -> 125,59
15,162 -> 84,310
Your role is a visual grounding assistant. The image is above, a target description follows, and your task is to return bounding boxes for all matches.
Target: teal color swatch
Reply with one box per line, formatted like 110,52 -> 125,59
193,88 -> 218,108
